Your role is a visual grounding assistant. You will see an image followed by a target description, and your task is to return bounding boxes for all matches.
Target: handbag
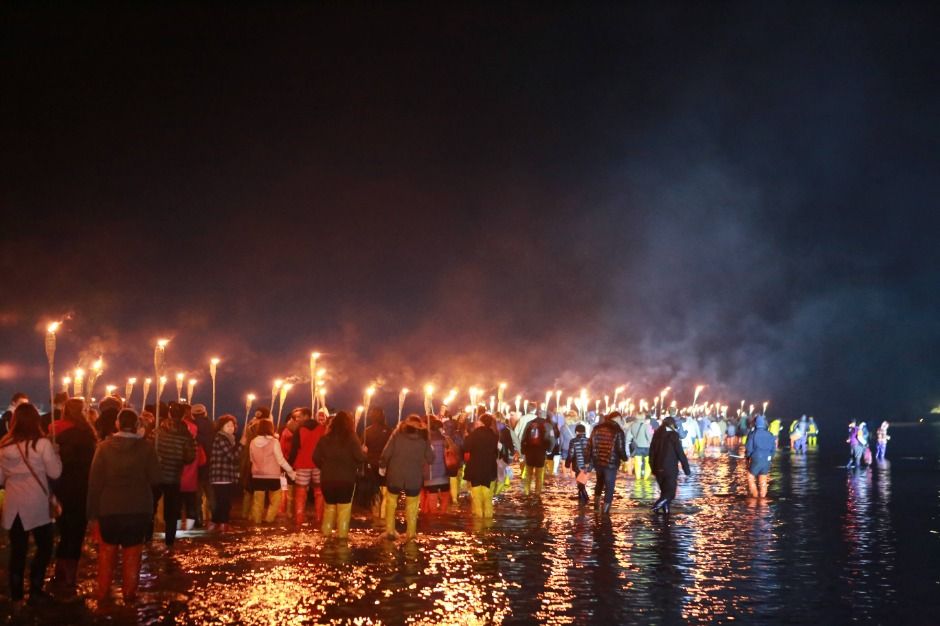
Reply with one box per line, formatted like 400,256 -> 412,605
16,442 -> 62,519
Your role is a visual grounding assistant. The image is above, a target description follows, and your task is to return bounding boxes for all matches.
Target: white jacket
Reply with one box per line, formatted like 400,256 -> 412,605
0,439 -> 62,531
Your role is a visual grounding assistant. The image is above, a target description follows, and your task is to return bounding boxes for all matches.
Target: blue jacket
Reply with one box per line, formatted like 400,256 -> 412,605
745,424 -> 776,473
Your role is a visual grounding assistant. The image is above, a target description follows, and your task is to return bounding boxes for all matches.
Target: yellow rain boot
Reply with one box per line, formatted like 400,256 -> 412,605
321,504 -> 337,536
265,490 -> 282,523
405,495 -> 420,540
746,474 -> 758,498
449,477 -> 459,503
634,456 -> 644,478
645,457 -> 651,477
758,474 -> 769,498
481,485 -> 494,518
250,491 -> 265,524
534,466 -> 545,494
336,502 -> 353,539
523,465 -> 533,494
470,486 -> 484,517
385,495 -> 398,539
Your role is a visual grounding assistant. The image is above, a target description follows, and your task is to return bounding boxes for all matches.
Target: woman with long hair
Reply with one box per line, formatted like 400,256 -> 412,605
248,418 -> 296,524
87,409 -> 160,602
0,403 -> 62,606
49,398 -> 98,593
381,415 -> 434,540
313,411 -> 366,539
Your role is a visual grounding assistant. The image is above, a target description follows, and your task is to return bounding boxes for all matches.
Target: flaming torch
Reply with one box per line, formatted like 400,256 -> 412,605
244,393 -> 255,423
62,376 -> 71,393
155,375 -> 167,435
105,384 -> 117,398
514,394 -> 521,414
276,383 -> 293,429
398,388 -> 409,424
73,368 -> 84,399
555,389 -> 562,412
45,322 -> 59,441
142,378 -> 152,412
125,378 -> 136,406
175,373 -> 185,402
498,382 -> 507,412
87,357 -> 104,401
210,357 -> 220,420
309,352 -> 320,412
424,384 -> 434,416
693,385 -> 705,408
762,401 -> 769,415
362,385 -> 375,425
270,379 -> 283,417
153,339 -> 168,433
187,378 -> 197,403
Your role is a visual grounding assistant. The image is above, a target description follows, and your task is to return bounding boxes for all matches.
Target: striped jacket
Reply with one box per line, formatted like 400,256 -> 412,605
156,428 -> 196,485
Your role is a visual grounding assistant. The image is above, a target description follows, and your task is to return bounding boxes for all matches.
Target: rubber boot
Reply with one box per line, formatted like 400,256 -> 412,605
95,543 -> 118,601
481,485 -> 494,518
321,504 -> 337,536
758,474 -> 769,498
121,545 -> 143,602
747,473 -> 758,498
265,490 -> 282,523
294,487 -> 308,526
250,491 -> 265,524
385,496 -> 398,539
534,466 -> 545,494
634,456 -> 644,478
314,486 -> 325,522
240,489 -> 252,519
449,477 -> 459,502
524,466 -> 534,495
645,457 -> 652,477
336,503 -> 352,539
594,494 -> 603,512
379,486 -> 389,517
438,491 -> 451,511
470,486 -> 484,517
405,495 -> 420,540
419,490 -> 431,515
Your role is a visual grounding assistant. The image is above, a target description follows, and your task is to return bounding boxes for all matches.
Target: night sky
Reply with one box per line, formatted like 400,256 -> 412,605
3,4 -> 938,424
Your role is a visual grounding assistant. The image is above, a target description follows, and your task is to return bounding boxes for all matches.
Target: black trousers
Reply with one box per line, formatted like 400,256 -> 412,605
55,508 -> 87,560
153,484 -> 181,546
8,516 -> 54,601
655,471 -> 678,502
211,483 -> 235,524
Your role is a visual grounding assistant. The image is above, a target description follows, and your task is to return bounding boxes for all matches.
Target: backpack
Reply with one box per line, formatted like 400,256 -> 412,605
526,420 -> 545,449
443,436 -> 461,472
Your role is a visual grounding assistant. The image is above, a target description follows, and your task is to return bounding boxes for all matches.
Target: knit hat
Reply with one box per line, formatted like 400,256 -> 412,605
191,404 -> 208,416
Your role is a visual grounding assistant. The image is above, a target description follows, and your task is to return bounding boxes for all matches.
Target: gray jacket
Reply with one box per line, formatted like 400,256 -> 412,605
381,430 -> 434,492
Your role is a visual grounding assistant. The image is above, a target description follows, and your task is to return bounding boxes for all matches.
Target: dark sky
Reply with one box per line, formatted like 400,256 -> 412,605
2,3 -> 939,424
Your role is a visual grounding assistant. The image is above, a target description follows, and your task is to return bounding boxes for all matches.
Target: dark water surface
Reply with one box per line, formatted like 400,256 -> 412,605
2,424 -> 939,625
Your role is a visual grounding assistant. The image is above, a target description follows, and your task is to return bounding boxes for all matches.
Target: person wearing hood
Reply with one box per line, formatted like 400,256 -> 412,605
380,415 -> 434,540
179,403 -> 206,530
87,409 -> 160,603
209,415 -> 242,531
313,411 -> 366,540
49,398 -> 97,594
462,413 -> 499,518
520,409 -> 555,496
288,407 -> 325,526
793,415 -> 809,454
628,414 -> 654,478
589,411 -> 628,513
649,416 -> 691,515
248,419 -> 296,524
745,415 -> 776,498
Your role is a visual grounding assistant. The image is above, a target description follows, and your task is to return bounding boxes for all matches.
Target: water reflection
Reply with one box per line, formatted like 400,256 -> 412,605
0,450 -> 936,624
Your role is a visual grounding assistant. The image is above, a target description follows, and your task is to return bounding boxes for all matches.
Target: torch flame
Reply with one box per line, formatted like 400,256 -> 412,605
47,322 -> 60,334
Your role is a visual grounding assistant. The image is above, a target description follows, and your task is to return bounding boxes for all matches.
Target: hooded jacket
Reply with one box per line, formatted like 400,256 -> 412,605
649,421 -> 691,478
463,423 -> 499,486
745,416 -> 777,474
249,435 -> 294,480
87,433 -> 161,520
381,426 -> 434,492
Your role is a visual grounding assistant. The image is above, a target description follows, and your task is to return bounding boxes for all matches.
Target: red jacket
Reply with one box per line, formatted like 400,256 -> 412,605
288,419 -> 324,470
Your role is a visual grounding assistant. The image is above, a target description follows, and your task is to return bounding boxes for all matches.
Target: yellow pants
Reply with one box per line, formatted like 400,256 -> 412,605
470,485 -> 494,518
524,465 -> 545,495
633,455 -> 651,478
251,490 -> 282,524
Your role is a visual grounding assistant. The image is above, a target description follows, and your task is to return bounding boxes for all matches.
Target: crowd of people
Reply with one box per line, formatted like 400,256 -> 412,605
0,387 -> 892,610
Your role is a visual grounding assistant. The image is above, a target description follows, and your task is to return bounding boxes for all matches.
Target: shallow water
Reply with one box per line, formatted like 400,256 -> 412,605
1,425 -> 939,625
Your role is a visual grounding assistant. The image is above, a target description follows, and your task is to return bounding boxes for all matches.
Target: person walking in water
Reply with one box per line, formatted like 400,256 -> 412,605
649,416 -> 690,515
589,411 -> 628,514
745,415 -> 776,498
565,424 -> 590,504
380,415 -> 433,541
875,421 -> 891,460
